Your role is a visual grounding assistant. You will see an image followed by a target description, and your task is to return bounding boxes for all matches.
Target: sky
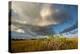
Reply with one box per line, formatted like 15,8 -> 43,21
10,1 -> 78,39
52,5 -> 78,33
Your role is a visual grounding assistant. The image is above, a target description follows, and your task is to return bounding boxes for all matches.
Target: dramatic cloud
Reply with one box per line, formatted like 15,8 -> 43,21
10,1 -> 78,39
11,1 -> 70,26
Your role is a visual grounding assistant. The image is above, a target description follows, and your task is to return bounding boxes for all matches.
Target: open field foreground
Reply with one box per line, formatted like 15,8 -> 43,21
11,37 -> 78,53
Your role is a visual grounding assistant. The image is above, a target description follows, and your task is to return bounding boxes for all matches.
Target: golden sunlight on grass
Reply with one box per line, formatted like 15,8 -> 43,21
11,37 -> 78,53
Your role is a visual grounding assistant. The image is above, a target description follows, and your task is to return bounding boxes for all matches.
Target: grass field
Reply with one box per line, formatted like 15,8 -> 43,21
10,37 -> 78,53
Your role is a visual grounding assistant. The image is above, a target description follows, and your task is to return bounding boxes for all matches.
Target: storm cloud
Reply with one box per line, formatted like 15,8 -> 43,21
9,1 -> 78,39
11,1 -> 71,26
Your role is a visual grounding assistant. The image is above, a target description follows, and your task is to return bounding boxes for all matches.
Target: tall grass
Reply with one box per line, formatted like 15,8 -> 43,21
11,36 -> 78,53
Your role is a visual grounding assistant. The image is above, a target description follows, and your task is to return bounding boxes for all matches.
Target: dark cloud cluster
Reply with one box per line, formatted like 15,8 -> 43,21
10,1 -> 78,39
11,1 -> 71,26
